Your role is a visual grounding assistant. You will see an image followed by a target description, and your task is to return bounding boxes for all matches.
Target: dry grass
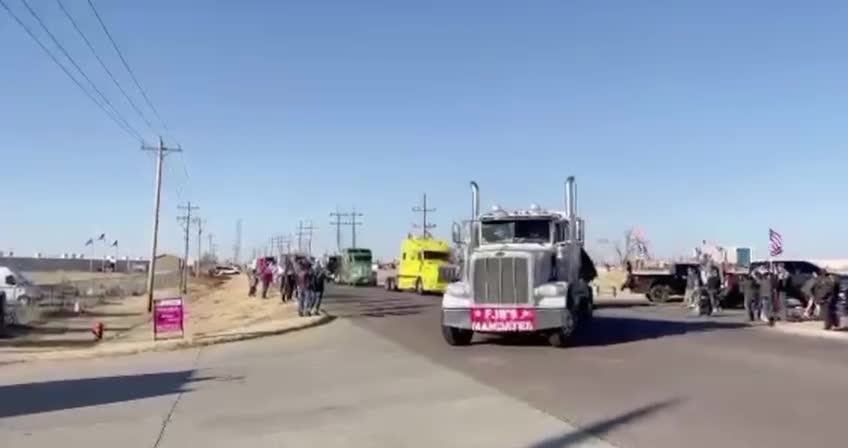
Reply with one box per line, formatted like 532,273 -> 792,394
594,268 -> 627,294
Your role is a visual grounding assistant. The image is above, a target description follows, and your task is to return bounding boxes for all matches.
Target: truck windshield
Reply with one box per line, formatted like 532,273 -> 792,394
481,219 -> 551,244
423,251 -> 450,261
352,255 -> 372,262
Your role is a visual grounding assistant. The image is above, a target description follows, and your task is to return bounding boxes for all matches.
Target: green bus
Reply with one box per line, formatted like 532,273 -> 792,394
339,248 -> 375,286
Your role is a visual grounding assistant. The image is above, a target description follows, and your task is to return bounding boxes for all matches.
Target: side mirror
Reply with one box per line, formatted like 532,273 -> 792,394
5,275 -> 16,286
451,222 -> 463,245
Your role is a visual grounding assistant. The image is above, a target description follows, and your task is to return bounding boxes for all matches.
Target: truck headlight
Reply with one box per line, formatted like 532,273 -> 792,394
534,283 -> 566,298
446,282 -> 471,298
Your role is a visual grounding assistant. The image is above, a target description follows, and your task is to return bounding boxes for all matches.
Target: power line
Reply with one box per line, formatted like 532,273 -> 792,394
0,0 -> 144,143
87,0 -> 176,145
54,0 -> 156,134
18,0 -> 145,142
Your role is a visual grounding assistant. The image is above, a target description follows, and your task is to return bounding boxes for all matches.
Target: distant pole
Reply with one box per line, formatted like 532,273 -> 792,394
412,193 -> 437,238
297,221 -> 304,253
177,202 -> 199,293
233,219 -> 242,264
296,222 -> 316,256
329,207 -> 349,253
193,217 -> 204,275
142,137 -> 182,312
349,207 -> 363,248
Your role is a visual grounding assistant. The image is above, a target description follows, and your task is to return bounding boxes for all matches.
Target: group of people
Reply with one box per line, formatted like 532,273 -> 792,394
684,259 -> 842,329
248,256 -> 327,317
682,259 -> 725,316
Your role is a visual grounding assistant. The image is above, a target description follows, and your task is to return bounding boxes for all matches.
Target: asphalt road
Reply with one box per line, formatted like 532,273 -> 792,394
322,285 -> 848,448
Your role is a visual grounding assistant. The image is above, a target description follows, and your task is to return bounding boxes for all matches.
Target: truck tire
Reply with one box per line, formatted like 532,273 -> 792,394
442,325 -> 473,346
548,309 -> 577,348
415,278 -> 424,295
648,284 -> 671,303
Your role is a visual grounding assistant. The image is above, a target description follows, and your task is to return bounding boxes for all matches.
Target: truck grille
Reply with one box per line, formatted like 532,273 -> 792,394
472,257 -> 530,305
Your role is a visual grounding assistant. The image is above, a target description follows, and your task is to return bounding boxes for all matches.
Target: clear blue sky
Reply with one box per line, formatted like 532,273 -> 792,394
1,0 -> 846,262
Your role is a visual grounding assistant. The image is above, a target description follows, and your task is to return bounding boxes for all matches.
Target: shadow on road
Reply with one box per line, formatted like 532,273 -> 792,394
528,398 -> 682,447
322,291 -> 437,319
474,316 -> 749,347
0,370 -> 219,418
578,316 -> 749,347
594,299 -> 654,309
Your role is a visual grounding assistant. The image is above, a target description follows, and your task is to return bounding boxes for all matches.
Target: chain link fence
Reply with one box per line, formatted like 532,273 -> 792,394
3,272 -> 180,327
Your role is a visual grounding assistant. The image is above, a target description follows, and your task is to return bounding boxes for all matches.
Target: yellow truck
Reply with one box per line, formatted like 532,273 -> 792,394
384,236 -> 457,294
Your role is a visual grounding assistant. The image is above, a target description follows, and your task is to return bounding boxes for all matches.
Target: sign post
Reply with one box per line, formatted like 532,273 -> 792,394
153,297 -> 185,340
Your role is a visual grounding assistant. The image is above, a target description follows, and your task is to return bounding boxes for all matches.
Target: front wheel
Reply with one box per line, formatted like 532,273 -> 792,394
442,325 -> 473,346
548,309 -> 577,348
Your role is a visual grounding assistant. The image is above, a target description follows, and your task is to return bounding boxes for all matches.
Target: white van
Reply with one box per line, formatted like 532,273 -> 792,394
0,266 -> 43,305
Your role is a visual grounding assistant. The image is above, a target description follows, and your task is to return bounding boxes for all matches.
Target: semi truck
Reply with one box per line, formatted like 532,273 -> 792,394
440,177 -> 597,347
382,236 -> 459,294
338,248 -> 376,286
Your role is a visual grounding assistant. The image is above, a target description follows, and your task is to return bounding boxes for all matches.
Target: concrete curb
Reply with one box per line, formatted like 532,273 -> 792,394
763,322 -> 848,342
0,313 -> 335,365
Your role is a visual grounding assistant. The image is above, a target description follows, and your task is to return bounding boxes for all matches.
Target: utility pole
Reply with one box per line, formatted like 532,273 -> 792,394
307,223 -> 316,256
412,193 -> 437,238
192,217 -> 205,275
329,207 -> 349,253
296,221 -> 303,253
233,219 -> 242,264
349,207 -> 363,249
296,221 -> 316,256
177,201 -> 199,294
208,233 -> 215,261
142,137 -> 182,312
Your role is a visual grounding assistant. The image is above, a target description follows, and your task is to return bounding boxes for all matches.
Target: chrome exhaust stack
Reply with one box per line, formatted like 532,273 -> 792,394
565,176 -> 577,241
470,181 -> 480,248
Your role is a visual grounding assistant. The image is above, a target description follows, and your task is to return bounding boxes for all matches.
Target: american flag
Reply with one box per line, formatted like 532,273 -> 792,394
769,228 -> 784,257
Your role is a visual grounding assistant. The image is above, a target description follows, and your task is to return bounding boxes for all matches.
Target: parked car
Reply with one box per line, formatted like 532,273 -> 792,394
210,265 -> 241,276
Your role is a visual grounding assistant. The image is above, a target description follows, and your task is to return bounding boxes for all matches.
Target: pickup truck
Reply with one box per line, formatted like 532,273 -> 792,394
623,262 -> 699,303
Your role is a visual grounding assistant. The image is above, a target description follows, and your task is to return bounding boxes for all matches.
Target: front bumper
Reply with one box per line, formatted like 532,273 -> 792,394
442,307 -> 568,332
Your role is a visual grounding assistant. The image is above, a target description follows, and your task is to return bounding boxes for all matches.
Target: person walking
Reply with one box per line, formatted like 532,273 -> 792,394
813,270 -> 840,330
741,272 -> 759,322
698,259 -> 721,315
683,267 -> 698,309
754,266 -> 775,326
248,258 -> 259,297
775,263 -> 790,321
260,260 -> 275,299
311,261 -> 327,314
802,272 -> 818,319
297,260 -> 315,316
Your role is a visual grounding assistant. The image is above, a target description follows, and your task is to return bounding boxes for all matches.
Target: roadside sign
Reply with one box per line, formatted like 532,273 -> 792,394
153,297 -> 184,340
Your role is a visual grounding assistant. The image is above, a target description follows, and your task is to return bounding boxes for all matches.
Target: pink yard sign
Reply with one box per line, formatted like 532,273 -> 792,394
154,297 -> 184,340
